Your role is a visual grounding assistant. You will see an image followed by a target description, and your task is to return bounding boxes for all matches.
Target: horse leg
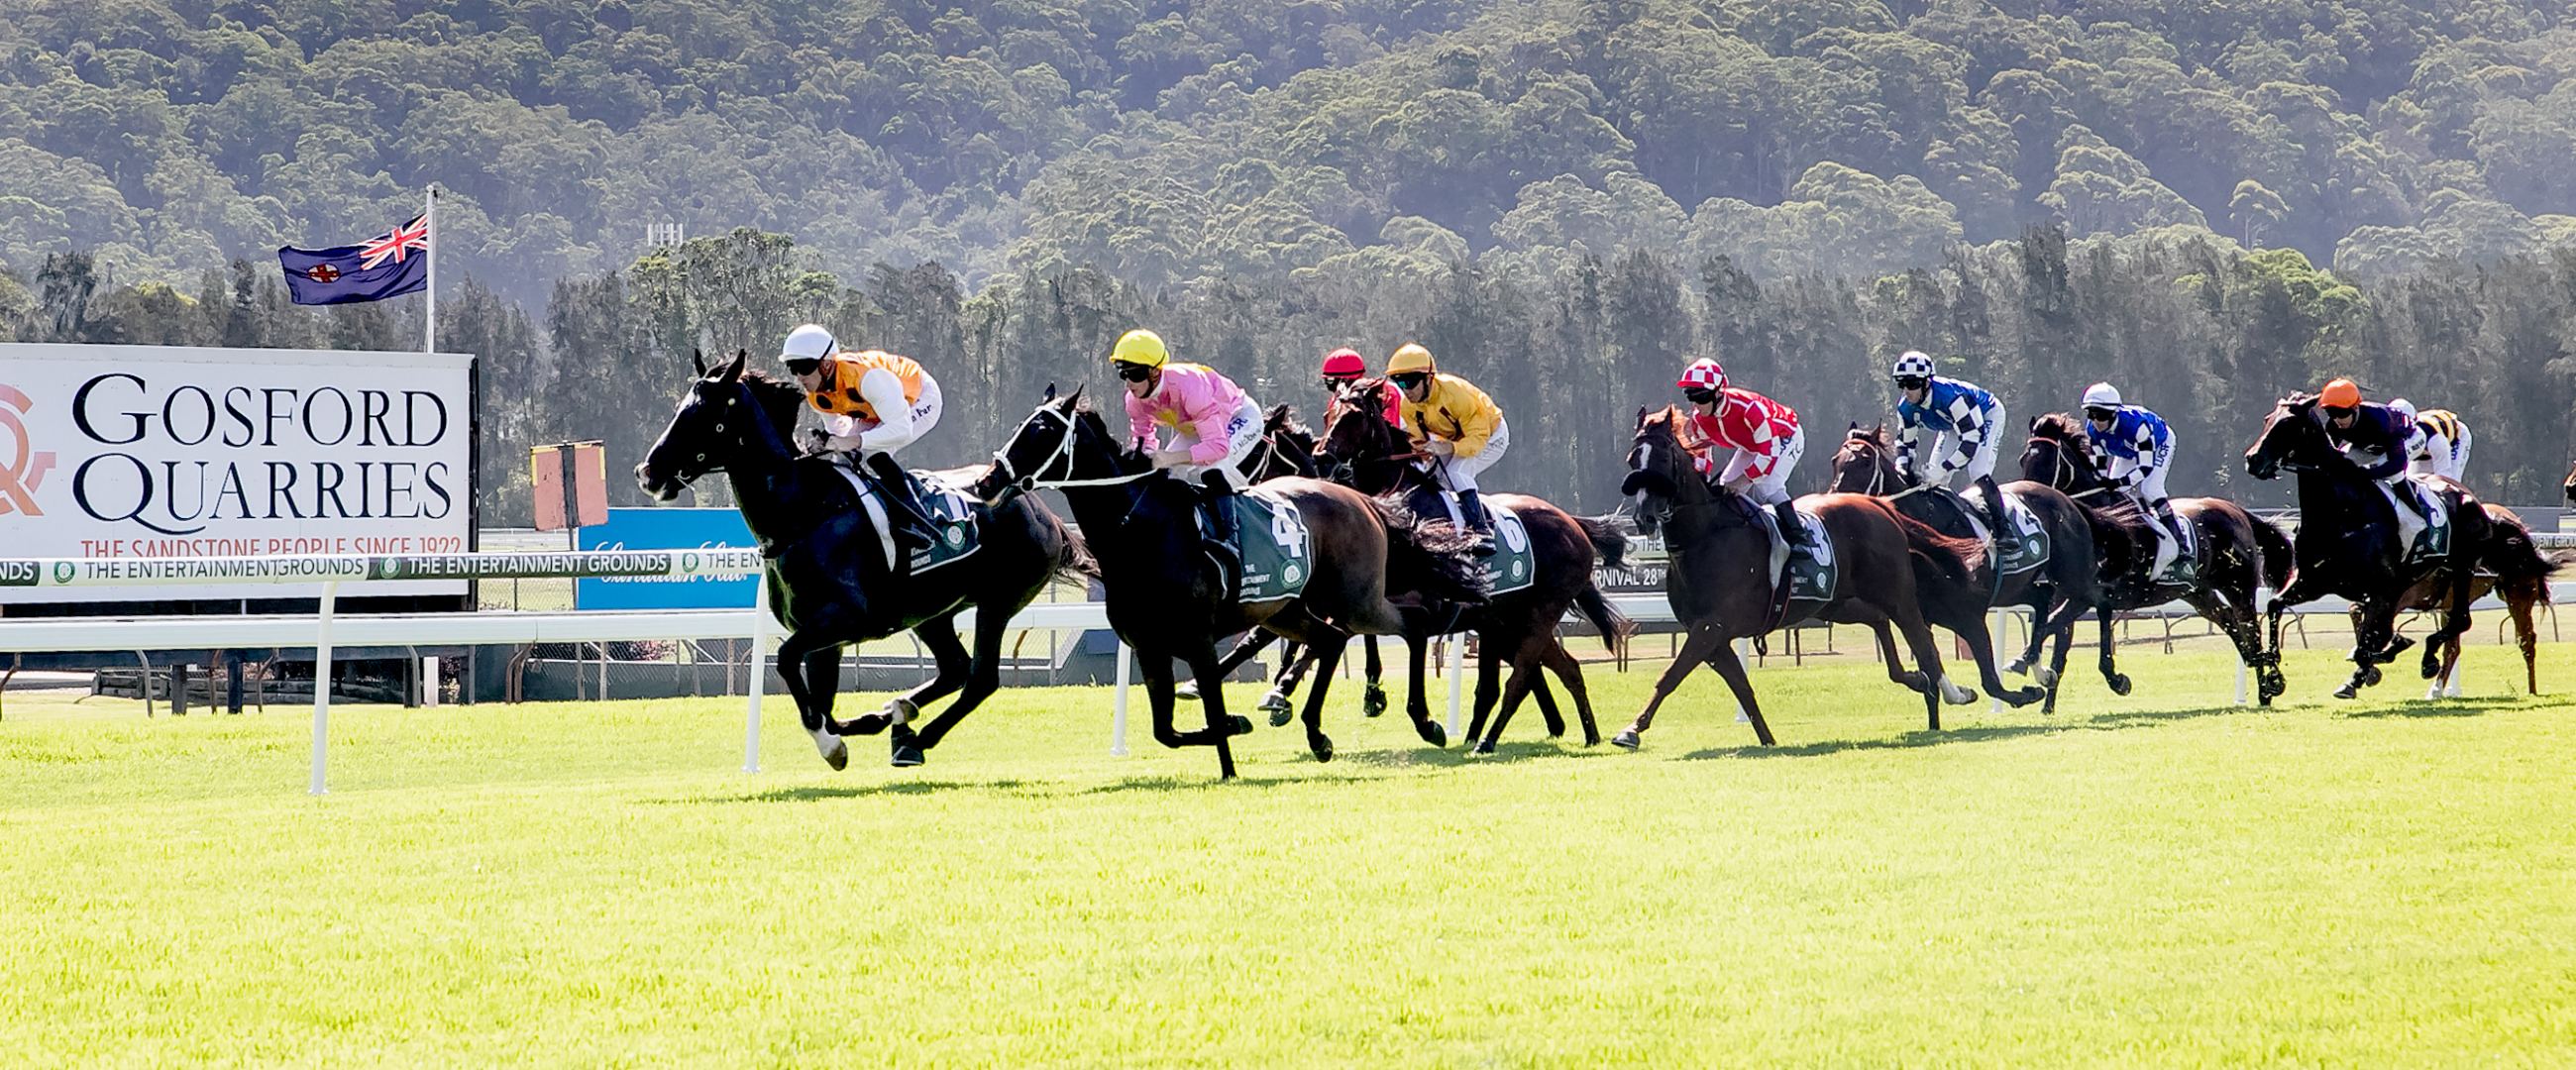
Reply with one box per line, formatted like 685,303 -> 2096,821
1961,611 -> 2044,708
1859,612 -> 1927,693
1474,645 -> 1546,755
2043,603 -> 2076,714
2336,601 -> 2398,699
1531,673 -> 1567,738
1889,604 -> 1961,730
1179,629 -> 1281,703
1703,634 -> 1775,746
1612,626 -> 1727,749
904,605 -> 1012,761
2510,585 -> 2540,695
2095,604 -> 2131,696
1360,635 -> 1388,717
1463,628 -> 1504,745
1402,631 -> 1447,747
1183,645 -> 1246,780
774,633 -> 848,771
2421,563 -> 2478,683
1542,638 -> 1604,747
1293,635 -> 1346,763
1262,642 -> 1318,728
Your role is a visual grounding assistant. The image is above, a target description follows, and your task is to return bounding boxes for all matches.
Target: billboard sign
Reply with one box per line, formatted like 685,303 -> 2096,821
573,507 -> 761,609
0,344 -> 475,602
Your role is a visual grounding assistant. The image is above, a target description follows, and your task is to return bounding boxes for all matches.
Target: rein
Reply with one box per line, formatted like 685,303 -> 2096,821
991,400 -> 1160,492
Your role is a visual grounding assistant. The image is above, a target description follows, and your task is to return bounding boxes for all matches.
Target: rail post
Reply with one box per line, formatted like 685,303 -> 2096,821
1111,642 -> 1131,756
743,578 -> 768,774
308,580 -> 342,796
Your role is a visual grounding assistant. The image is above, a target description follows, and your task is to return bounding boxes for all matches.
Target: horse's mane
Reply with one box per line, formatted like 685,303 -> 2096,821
2028,411 -> 2087,443
1844,422 -> 1890,448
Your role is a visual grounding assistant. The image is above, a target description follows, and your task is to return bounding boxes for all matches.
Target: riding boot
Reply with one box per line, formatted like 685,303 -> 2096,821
1974,474 -> 2004,529
1768,500 -> 1801,624
2149,499 -> 2188,582
1198,471 -> 1244,601
865,451 -> 937,559
1455,489 -> 1498,557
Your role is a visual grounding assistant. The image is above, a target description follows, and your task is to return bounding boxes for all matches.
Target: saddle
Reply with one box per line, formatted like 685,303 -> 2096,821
826,461 -> 983,575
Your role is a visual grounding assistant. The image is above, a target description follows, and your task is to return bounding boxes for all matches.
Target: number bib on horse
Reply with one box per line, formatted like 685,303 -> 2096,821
1786,507 -> 1837,602
1993,491 -> 2051,577
1483,503 -> 1537,595
1228,489 -> 1313,603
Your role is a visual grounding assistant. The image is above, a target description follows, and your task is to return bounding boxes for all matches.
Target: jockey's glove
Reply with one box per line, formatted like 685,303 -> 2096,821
1149,449 -> 1195,469
1425,439 -> 1457,458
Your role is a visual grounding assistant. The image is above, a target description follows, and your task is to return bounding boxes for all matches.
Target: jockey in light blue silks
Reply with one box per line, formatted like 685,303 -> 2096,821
2080,381 -> 2189,582
1890,350 -> 2006,534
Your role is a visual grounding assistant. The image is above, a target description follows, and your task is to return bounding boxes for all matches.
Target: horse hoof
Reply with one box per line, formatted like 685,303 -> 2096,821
1415,719 -> 1448,748
891,743 -> 924,768
2360,665 -> 2383,687
849,713 -> 892,736
2332,683 -> 2359,699
1309,736 -> 1335,764
1610,730 -> 1641,750
1174,682 -> 1202,702
1898,672 -> 1929,694
2106,674 -> 2133,696
2003,657 -> 2030,676
1361,687 -> 1388,718
1583,732 -> 1602,748
815,735 -> 849,772
1472,738 -> 1496,756
2035,667 -> 2059,688
2423,683 -> 2444,701
2010,688 -> 2046,707
1226,715 -> 1254,737
2385,636 -> 2416,660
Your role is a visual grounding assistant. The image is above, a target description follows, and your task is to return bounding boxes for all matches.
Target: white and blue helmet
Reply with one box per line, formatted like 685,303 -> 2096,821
2082,382 -> 2122,410
1890,351 -> 1936,381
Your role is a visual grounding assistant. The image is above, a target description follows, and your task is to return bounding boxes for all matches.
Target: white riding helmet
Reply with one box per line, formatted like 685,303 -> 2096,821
781,324 -> 836,365
1890,351 -> 1936,380
2388,397 -> 2417,423
2081,382 -> 2122,410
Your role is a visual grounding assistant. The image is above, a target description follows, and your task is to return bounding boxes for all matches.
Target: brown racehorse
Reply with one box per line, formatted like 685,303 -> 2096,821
971,386 -> 1483,778
2024,414 -> 2294,704
2390,504 -> 2559,697
1826,424 -> 2086,710
1615,406 -> 1986,747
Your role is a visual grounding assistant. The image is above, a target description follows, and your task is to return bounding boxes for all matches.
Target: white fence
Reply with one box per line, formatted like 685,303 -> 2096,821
5,540 -> 2572,794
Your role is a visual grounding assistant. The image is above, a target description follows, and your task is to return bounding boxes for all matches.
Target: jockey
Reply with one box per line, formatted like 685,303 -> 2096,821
1677,357 -> 1806,609
2388,398 -> 2474,483
1889,351 -> 2007,532
1111,328 -> 1266,586
782,323 -> 939,555
1388,343 -> 1508,552
1320,347 -> 1402,428
2079,382 -> 2188,581
2319,377 -> 2443,554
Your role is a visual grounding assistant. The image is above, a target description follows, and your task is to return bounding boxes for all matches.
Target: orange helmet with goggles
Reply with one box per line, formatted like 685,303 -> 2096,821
2320,377 -> 2362,409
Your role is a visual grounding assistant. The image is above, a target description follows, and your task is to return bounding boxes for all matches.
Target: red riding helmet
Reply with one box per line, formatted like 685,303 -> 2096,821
1321,348 -> 1366,379
1676,358 -> 1728,392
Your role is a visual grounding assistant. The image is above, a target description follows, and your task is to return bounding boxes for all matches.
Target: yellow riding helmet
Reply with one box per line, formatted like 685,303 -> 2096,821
1111,329 -> 1168,369
1388,343 -> 1436,375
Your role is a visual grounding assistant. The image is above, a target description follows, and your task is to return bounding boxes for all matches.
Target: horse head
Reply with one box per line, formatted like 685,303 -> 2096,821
1315,377 -> 1409,489
1621,405 -> 1705,537
1825,422 -> 1899,495
1254,403 -> 1318,480
973,383 -> 1133,505
636,349 -> 801,501
2021,412 -> 2104,494
2244,391 -> 2328,482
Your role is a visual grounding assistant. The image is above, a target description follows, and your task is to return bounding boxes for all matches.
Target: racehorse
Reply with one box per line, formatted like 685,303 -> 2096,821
1826,424 -> 2088,710
636,350 -> 1088,770
1616,406 -> 1985,747
971,385 -> 1483,778
2391,505 -> 2560,697
1295,376 -> 1633,753
2023,414 -> 2294,704
2242,392 -> 2549,697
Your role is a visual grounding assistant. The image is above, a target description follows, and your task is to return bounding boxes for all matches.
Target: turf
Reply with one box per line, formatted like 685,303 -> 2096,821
4,641 -> 2574,1066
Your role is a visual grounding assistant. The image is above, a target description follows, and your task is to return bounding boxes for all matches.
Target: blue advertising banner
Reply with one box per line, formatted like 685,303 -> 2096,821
573,508 -> 760,609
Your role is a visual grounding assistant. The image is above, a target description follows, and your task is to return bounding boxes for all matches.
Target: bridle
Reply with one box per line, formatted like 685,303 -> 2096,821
989,401 -> 1155,493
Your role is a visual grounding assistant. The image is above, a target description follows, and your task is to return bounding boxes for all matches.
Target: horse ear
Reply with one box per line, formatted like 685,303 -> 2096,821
1635,406 -> 1651,428
718,351 -> 746,381
1064,382 -> 1087,410
1042,382 -> 1057,402
1847,420 -> 1860,431
692,349 -> 707,377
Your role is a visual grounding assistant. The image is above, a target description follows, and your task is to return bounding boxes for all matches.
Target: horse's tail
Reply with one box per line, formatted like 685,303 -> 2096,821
1574,514 -> 1630,571
2247,509 -> 2295,591
2480,509 -> 2562,587
1572,583 -> 1632,654
1369,496 -> 1488,605
1053,520 -> 1103,584
1886,507 -> 1984,588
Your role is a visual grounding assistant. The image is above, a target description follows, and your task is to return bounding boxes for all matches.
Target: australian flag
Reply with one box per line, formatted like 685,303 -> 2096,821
277,214 -> 430,305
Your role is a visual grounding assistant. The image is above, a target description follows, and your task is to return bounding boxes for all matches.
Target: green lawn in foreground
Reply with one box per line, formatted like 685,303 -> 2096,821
4,643 -> 2573,1066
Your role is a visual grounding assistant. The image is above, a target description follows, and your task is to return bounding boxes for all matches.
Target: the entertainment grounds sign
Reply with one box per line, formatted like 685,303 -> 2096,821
0,344 -> 475,602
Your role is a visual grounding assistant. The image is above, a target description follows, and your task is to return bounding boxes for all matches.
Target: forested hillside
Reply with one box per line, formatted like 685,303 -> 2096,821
5,0 -> 2576,520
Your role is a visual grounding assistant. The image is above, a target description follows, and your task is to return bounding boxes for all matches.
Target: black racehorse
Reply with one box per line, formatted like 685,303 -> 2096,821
971,386 -> 1483,778
2243,392 -> 2553,697
2023,414 -> 2294,704
636,351 -> 1088,769
1825,425 -> 2084,710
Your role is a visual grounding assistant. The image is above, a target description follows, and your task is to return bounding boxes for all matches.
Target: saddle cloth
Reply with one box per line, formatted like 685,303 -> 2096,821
829,462 -> 983,575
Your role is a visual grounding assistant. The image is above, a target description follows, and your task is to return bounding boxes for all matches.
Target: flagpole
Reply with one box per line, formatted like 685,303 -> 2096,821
423,183 -> 438,355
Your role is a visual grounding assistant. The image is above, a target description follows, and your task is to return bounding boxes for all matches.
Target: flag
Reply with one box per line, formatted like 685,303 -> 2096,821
277,214 -> 430,305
